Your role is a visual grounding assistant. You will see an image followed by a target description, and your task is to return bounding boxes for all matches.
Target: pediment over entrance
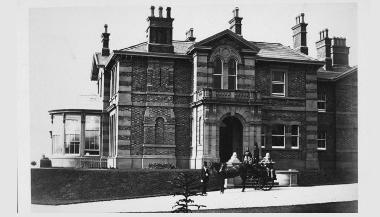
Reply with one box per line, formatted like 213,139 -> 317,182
187,29 -> 260,55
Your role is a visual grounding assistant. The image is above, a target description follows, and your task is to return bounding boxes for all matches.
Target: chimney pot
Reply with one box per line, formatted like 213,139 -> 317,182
234,7 -> 239,17
159,6 -> 163,18
301,13 -> 304,23
104,24 -> 108,33
325,28 -> 329,38
150,6 -> 155,17
166,7 -> 171,18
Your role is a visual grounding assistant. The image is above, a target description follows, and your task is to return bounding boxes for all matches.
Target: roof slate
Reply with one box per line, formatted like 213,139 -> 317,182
317,65 -> 357,81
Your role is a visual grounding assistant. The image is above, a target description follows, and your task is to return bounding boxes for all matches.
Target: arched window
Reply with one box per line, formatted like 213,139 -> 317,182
228,59 -> 237,90
155,117 -> 165,144
213,58 -> 223,89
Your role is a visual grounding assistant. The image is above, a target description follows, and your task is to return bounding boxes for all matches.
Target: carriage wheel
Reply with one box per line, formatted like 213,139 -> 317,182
261,177 -> 274,191
252,177 -> 262,190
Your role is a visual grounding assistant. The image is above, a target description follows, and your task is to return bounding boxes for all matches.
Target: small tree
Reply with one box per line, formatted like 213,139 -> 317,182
169,172 -> 206,213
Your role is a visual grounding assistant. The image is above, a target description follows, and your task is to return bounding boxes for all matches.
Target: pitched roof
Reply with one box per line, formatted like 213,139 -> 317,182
119,40 -> 195,55
317,65 -> 357,81
252,42 -> 320,62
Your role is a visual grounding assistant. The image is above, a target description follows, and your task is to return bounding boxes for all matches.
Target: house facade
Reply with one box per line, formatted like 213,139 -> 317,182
50,6 -> 357,173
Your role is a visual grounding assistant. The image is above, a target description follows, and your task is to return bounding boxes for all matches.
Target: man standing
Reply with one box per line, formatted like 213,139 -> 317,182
200,161 -> 210,196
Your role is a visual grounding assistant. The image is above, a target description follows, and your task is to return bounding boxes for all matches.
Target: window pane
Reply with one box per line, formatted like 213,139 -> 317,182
318,140 -> 325,149
272,71 -> 285,82
213,59 -> 222,75
213,75 -> 221,89
272,84 -> 284,94
228,60 -> 237,75
318,101 -> 326,110
272,125 -> 284,135
291,125 -> 299,136
228,76 -> 236,90
272,136 -> 284,147
291,137 -> 298,147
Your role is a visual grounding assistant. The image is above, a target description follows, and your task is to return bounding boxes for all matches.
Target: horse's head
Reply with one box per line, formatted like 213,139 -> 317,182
209,162 -> 222,173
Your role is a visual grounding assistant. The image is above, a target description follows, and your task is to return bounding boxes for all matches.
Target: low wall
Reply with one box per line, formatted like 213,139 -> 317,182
31,168 -> 220,205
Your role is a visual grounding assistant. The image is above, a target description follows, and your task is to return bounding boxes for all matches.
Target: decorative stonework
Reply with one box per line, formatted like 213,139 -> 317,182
209,45 -> 242,63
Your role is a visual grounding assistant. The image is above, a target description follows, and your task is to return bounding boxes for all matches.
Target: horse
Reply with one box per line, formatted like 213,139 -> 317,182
210,162 -> 274,192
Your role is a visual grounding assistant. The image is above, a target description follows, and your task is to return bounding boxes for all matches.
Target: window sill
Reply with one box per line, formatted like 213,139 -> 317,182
271,146 -> 285,149
271,94 -> 285,97
318,110 -> 326,113
291,147 -> 299,150
317,148 -> 326,151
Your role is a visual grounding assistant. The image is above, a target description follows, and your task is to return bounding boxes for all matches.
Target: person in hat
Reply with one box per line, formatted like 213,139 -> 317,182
200,161 -> 210,195
260,152 -> 276,179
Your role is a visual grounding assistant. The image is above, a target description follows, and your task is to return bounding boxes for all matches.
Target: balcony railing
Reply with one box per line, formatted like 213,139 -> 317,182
193,88 -> 260,104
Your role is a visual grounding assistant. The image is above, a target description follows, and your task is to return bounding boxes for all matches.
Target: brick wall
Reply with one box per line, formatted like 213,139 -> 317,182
335,72 -> 357,172
317,81 -> 336,171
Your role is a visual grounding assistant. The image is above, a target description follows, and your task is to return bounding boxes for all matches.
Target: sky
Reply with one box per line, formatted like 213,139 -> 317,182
29,0 -> 357,161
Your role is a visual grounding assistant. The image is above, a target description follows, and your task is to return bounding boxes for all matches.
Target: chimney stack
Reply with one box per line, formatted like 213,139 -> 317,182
291,13 -> 308,55
101,24 -> 110,56
146,6 -> 174,53
166,7 -> 171,18
316,28 -> 332,70
158,6 -> 163,18
229,7 -> 243,35
185,28 -> 196,42
332,37 -> 350,67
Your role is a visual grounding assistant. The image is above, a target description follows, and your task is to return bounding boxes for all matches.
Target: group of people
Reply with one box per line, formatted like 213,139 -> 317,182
199,143 -> 276,195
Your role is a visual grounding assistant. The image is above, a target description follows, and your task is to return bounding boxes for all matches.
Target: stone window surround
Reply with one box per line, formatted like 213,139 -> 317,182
209,45 -> 242,90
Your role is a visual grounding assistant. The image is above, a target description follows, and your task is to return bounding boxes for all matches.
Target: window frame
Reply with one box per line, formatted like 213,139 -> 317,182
291,125 -> 300,149
52,115 -> 64,155
271,71 -> 286,97
317,131 -> 327,150
271,124 -> 285,149
212,58 -> 223,89
227,59 -> 238,90
84,115 -> 101,156
64,115 -> 81,156
318,92 -> 327,112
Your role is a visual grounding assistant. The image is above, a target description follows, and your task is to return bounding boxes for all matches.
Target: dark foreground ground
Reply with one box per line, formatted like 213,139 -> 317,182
192,201 -> 358,213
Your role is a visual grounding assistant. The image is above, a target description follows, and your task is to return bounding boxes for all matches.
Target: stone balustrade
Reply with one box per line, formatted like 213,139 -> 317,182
193,88 -> 260,104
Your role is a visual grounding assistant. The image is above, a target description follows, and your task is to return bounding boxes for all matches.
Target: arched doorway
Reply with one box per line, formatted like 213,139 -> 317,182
219,116 -> 243,162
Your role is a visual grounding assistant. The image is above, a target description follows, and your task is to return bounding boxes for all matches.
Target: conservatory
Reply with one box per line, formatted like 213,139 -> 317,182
48,109 -> 104,168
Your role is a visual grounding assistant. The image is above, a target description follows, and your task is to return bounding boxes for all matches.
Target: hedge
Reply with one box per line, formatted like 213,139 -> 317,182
31,168 -> 221,205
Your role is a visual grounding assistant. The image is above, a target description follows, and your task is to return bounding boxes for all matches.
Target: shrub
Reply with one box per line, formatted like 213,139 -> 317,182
148,163 -> 176,169
31,161 -> 37,166
169,172 -> 206,213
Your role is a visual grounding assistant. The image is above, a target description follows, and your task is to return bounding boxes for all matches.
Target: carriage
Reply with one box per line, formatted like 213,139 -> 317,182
244,162 -> 276,191
211,161 -> 276,192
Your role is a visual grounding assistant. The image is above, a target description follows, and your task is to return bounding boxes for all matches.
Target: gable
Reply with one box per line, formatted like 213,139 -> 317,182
189,29 -> 260,54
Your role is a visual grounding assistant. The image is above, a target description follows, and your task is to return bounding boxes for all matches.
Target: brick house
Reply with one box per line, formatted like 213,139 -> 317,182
51,6 -> 357,172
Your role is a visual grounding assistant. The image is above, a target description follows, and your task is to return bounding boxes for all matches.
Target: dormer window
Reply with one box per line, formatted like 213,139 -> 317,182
228,59 -> 237,90
213,58 -> 223,89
